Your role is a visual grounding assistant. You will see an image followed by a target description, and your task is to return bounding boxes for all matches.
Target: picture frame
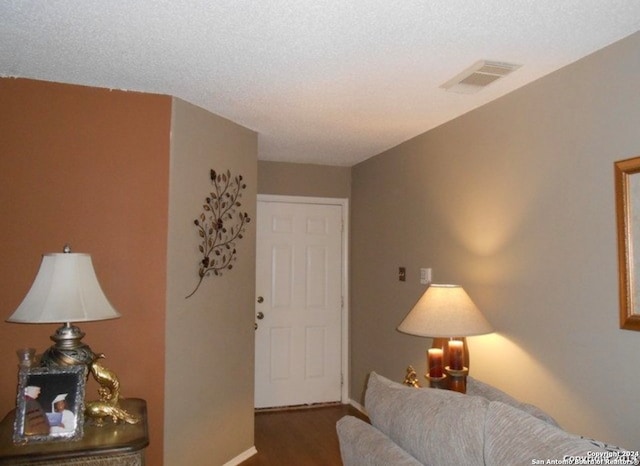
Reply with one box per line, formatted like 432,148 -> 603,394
615,156 -> 640,331
13,364 -> 87,443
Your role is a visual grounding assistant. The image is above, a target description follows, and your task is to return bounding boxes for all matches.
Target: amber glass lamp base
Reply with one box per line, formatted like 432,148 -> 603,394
445,366 -> 469,393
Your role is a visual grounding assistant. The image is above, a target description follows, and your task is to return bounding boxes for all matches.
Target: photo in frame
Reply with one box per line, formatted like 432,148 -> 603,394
13,364 -> 87,443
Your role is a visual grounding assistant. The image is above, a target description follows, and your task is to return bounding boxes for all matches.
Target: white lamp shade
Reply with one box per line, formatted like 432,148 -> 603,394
398,284 -> 492,337
7,253 -> 121,324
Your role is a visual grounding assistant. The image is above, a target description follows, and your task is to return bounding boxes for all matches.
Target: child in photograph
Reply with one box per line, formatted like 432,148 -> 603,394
49,393 -> 76,434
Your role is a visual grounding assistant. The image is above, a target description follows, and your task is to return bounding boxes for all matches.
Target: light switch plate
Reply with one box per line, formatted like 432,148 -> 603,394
420,268 -> 432,285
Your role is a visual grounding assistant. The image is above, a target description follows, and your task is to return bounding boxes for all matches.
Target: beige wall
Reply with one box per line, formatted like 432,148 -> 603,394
0,78 -> 170,466
165,98 -> 257,465
351,31 -> 640,449
258,161 -> 351,198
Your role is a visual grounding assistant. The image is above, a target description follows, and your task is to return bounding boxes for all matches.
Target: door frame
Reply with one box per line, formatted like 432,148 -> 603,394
257,194 -> 350,403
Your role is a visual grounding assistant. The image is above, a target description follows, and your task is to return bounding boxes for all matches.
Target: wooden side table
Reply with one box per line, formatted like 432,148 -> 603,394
0,398 -> 148,465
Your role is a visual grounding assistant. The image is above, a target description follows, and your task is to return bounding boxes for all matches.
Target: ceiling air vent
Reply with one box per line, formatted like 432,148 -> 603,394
441,60 -> 521,94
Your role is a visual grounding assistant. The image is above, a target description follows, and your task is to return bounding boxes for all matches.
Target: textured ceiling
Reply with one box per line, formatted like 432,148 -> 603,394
1,1 -> 639,166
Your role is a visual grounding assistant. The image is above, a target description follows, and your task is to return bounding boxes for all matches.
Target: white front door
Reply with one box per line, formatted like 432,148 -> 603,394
254,198 -> 344,408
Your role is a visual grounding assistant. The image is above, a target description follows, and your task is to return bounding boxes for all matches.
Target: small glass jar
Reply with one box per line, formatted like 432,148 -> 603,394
16,348 -> 37,368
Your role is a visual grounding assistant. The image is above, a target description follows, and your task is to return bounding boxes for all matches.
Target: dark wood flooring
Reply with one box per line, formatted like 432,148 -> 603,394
240,404 -> 368,466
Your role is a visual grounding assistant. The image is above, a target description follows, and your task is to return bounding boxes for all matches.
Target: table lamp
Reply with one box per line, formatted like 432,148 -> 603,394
398,284 -> 492,392
6,245 -> 120,367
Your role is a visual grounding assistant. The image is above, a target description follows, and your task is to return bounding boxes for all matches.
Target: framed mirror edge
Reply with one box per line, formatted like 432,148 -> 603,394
614,156 -> 640,331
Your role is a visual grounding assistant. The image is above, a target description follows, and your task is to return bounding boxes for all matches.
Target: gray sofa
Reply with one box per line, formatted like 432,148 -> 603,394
337,372 -> 624,466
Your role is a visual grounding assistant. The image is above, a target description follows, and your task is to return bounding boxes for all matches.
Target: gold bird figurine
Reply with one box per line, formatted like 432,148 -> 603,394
85,400 -> 140,426
85,358 -> 140,425
90,358 -> 121,403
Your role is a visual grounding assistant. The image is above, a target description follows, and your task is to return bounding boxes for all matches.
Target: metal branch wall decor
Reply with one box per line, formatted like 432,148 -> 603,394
186,169 -> 251,298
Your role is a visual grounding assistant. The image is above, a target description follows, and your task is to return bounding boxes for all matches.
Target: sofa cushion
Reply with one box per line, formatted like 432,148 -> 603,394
336,415 -> 423,466
466,376 -> 558,426
484,401 -> 612,466
365,372 -> 488,466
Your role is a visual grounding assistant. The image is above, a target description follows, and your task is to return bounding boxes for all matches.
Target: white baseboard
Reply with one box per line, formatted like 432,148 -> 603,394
222,446 -> 258,466
347,398 -> 367,416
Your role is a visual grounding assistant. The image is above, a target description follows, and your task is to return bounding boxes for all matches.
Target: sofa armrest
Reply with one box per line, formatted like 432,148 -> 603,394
336,416 -> 423,466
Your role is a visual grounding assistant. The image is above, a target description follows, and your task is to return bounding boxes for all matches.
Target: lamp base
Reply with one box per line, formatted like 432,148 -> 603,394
40,322 -> 98,367
424,373 -> 448,389
445,366 -> 469,393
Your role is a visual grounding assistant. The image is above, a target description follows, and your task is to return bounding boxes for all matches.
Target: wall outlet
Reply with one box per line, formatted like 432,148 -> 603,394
399,267 -> 406,282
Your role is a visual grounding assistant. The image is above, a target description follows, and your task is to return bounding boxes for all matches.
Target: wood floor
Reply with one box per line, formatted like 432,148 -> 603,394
240,404 -> 368,466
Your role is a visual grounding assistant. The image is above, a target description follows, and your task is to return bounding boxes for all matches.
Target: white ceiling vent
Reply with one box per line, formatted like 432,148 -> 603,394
441,60 -> 522,94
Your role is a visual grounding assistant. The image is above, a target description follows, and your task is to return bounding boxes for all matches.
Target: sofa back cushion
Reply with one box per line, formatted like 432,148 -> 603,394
365,372 -> 488,466
337,416 -> 424,466
466,376 -> 558,426
484,401 -> 613,466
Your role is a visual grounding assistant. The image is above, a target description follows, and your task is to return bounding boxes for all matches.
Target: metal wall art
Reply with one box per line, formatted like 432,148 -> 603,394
186,169 -> 251,298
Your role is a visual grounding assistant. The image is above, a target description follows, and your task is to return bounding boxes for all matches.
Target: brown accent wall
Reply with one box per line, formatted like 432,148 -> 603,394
258,161 -> 351,199
0,78 -> 170,465
351,31 -> 640,449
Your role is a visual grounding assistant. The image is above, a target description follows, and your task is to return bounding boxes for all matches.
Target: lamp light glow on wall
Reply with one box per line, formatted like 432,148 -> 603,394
398,284 -> 493,392
6,245 -> 120,367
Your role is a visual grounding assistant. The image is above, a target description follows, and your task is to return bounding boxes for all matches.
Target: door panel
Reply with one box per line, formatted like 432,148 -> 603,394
255,200 -> 342,408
